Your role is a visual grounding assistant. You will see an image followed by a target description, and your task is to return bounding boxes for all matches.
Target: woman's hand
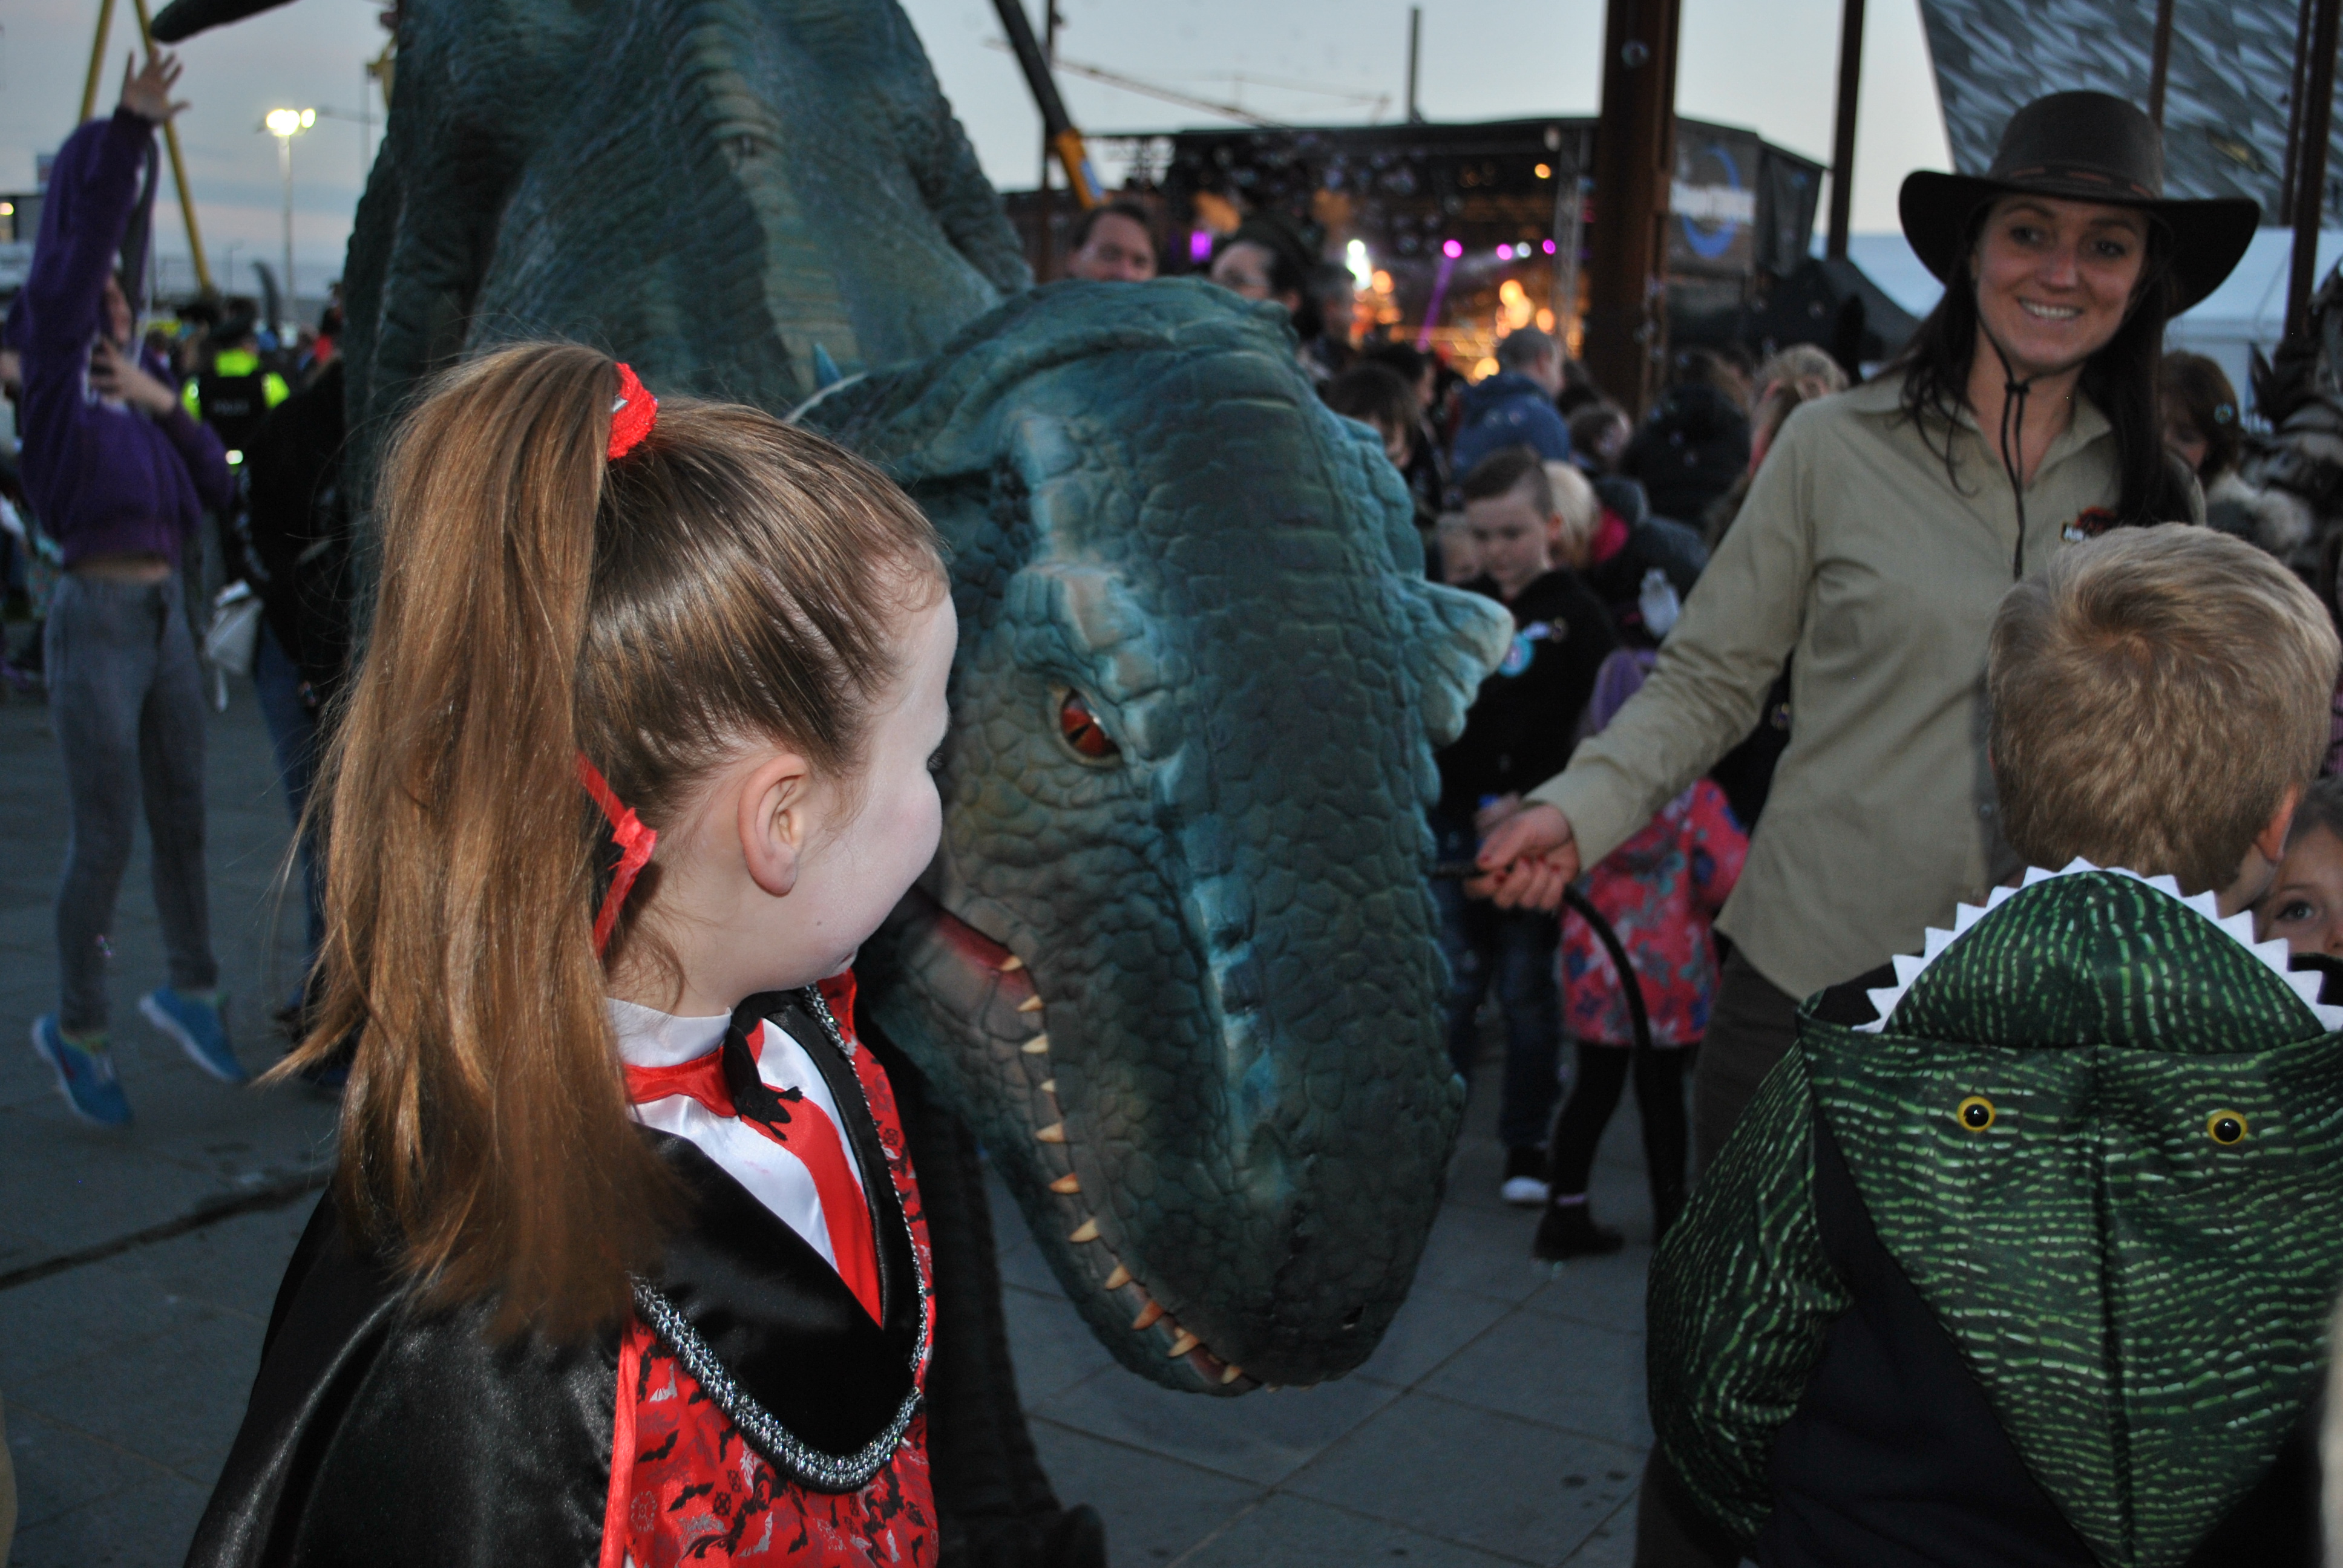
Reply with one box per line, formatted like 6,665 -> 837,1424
1467,802 -> 1581,912
90,341 -> 180,417
119,51 -> 188,126
1472,791 -> 1523,835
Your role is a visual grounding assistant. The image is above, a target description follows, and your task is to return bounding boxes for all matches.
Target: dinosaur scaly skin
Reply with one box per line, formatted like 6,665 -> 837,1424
1652,869 -> 2343,1564
198,0 -> 1034,512
808,281 -> 1511,1393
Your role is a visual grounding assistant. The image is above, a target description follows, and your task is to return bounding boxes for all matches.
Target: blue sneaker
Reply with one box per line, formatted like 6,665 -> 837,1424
141,987 -> 249,1085
31,1016 -> 133,1127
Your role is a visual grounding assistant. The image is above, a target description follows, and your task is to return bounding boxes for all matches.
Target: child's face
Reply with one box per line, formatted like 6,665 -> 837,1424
1465,482 -> 1561,598
793,589 -> 959,978
1438,527 -> 1481,585
2256,825 -> 2343,957
1372,417 -> 1413,470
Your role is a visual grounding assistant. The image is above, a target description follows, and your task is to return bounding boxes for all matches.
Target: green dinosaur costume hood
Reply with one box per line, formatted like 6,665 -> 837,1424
1797,864 -> 2343,1567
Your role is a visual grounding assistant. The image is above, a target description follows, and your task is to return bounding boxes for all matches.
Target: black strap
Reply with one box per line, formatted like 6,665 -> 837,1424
1983,328 -> 2037,580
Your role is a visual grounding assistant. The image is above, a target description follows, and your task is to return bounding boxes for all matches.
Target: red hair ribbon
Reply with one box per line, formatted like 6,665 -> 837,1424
578,754 -> 657,958
607,362 -> 658,462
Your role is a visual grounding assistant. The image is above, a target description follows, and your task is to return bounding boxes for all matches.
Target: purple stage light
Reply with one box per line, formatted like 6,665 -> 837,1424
1543,239 -> 1558,255
1190,230 -> 1213,264
1441,239 -> 1462,259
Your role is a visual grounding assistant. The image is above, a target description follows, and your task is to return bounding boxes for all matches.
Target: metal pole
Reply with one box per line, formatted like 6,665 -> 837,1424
991,0 -> 1100,207
1826,0 -> 1864,260
2289,0 -> 2341,339
78,0 -> 119,124
1581,0 -> 1682,417
1406,7 -> 1423,124
280,132 -> 294,333
2147,0 -> 2177,128
2286,0 -> 2318,214
1554,128 -> 1591,354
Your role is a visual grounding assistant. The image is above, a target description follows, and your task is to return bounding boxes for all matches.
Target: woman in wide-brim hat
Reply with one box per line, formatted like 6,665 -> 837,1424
1472,92 -> 2254,1177
1470,82 -> 2262,1559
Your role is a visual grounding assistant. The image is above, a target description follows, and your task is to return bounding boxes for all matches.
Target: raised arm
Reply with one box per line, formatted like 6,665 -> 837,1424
24,55 -> 183,356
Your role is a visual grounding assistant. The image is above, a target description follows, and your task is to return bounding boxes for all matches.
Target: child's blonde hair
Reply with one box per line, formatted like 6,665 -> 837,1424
293,343 -> 944,1338
1544,461 -> 1601,566
1988,526 -> 2339,895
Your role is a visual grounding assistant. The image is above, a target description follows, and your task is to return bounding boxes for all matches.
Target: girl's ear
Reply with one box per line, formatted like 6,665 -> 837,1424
738,751 -> 816,898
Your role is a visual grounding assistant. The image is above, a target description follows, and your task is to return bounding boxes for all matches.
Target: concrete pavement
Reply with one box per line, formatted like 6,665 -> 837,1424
0,669 -> 1662,1567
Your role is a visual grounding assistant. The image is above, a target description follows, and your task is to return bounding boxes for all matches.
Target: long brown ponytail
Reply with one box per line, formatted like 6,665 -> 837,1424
287,343 -> 942,1340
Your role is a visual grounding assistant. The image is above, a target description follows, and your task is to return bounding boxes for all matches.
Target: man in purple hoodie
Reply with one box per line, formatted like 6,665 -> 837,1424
22,52 -> 246,1127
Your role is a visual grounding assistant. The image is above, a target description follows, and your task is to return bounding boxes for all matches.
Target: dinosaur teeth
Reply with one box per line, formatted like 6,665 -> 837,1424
1048,1172 -> 1081,1195
1221,1364 -> 1245,1385
1103,1264 -> 1132,1290
1017,995 -> 1045,1014
1021,1034 -> 1050,1054
1166,1330 -> 1201,1358
1068,1218 -> 1101,1243
1132,1298 -> 1164,1330
1035,1122 -> 1067,1143
998,955 -> 1024,972
1039,1079 -> 1057,1095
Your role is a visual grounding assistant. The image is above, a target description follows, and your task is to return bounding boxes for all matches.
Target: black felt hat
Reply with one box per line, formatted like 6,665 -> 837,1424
1899,91 -> 2259,315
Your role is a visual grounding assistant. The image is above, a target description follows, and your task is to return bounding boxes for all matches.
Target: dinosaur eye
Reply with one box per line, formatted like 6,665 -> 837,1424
1058,691 -> 1118,760
1955,1096 -> 1996,1132
2207,1110 -> 2249,1146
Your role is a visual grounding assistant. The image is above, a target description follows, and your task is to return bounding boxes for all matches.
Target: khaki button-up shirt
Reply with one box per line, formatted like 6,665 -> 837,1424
1529,373 -> 2199,1000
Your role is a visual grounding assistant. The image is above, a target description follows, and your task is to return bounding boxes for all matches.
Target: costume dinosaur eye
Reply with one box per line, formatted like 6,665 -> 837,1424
2207,1110 -> 2249,1146
1955,1096 -> 1996,1132
1057,691 -> 1119,761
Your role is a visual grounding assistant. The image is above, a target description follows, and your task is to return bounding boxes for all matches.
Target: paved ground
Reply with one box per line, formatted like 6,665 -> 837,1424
0,667 -> 1662,1567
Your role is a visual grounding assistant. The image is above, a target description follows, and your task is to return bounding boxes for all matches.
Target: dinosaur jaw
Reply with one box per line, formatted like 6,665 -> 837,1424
877,886 -> 1273,1394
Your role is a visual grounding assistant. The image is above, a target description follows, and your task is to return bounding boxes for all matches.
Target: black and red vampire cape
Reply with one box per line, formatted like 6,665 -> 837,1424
185,975 -> 937,1568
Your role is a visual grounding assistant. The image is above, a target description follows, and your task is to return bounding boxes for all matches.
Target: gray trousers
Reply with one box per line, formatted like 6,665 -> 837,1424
45,571 -> 217,1034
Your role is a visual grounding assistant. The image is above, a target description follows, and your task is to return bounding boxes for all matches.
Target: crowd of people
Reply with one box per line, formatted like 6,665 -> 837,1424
7,48 -> 2343,1568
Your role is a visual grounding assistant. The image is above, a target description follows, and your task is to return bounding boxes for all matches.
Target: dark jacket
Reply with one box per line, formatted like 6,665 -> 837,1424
1623,382 -> 1750,526
17,110 -> 230,566
1451,370 -> 1572,480
1435,569 -> 1617,819
187,989 -> 928,1568
243,360 -> 352,699
1583,474 -> 1708,649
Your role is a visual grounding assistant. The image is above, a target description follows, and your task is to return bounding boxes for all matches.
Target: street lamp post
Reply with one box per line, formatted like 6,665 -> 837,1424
264,107 -> 315,335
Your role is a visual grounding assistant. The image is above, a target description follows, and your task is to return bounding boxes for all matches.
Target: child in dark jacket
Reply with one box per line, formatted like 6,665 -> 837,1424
1538,650 -> 1745,1259
1435,445 -> 1618,1203
1644,528 -> 2342,1566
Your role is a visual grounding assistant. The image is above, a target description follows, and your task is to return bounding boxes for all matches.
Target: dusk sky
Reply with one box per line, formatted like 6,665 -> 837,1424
0,0 -> 1951,295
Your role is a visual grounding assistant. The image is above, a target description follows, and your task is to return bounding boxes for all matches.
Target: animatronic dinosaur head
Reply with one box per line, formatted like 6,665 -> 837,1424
807,282 -> 1510,1394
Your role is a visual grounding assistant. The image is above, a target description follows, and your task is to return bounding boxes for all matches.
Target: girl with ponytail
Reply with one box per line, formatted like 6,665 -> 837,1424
188,342 -> 957,1568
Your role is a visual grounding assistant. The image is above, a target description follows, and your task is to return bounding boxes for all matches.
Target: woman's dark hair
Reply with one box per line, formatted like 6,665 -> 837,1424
2161,350 -> 2243,482
1214,221 -> 1322,339
1889,199 -> 2189,526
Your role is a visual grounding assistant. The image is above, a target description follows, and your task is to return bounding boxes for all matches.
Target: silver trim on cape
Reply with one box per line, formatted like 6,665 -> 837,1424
631,985 -> 931,1495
